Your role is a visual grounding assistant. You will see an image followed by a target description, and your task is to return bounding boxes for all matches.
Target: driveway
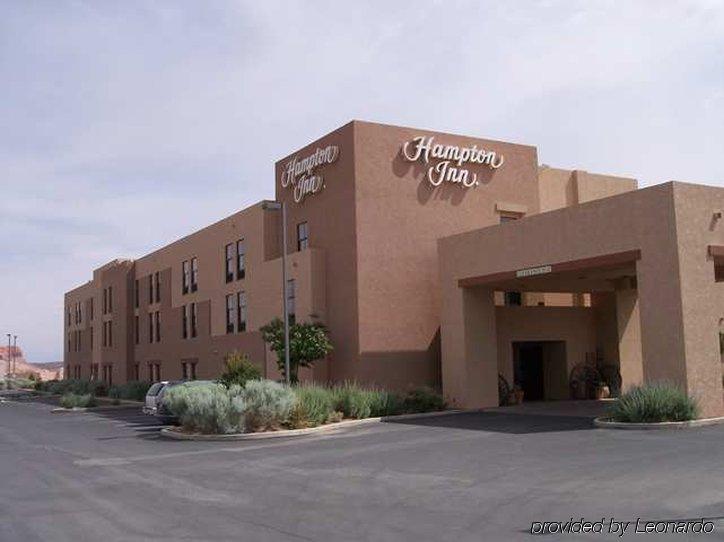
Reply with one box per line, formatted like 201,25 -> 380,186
0,397 -> 722,541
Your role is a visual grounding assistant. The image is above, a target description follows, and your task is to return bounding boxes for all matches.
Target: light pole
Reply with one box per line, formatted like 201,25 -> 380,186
262,200 -> 291,385
12,335 -> 17,377
5,334 -> 10,379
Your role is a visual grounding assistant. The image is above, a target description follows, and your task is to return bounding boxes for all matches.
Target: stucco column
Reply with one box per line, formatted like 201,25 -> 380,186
461,287 -> 499,408
441,285 -> 499,409
615,284 -> 643,391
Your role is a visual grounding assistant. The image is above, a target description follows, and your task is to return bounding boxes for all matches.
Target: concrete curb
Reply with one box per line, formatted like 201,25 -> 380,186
160,409 -> 462,441
52,407 -> 89,413
593,416 -> 724,430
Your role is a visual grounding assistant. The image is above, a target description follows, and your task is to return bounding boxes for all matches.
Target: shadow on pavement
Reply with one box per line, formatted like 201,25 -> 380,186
383,411 -> 595,434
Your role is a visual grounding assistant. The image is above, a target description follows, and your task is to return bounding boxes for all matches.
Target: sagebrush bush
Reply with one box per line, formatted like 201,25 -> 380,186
43,379 -> 108,397
164,382 -> 246,434
218,351 -> 261,388
402,387 -> 446,413
293,384 -> 334,427
609,383 -> 699,423
329,382 -> 406,419
242,380 -> 296,431
59,393 -> 96,409
108,381 -> 151,401
3,377 -> 35,390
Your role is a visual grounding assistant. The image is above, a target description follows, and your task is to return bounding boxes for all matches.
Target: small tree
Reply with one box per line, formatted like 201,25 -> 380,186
218,351 -> 261,388
260,318 -> 333,383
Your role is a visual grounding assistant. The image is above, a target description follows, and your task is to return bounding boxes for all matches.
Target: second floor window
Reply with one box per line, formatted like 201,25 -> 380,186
148,274 -> 154,304
182,260 -> 190,294
237,292 -> 247,332
108,286 -> 113,313
182,305 -> 188,339
225,294 -> 236,334
134,279 -> 139,308
190,302 -> 197,338
225,243 -> 234,283
149,313 -> 154,343
134,316 -> 139,345
297,222 -> 309,251
154,311 -> 161,342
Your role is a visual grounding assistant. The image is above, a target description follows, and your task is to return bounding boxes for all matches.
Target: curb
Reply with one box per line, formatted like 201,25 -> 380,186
52,407 -> 89,413
160,409 -> 462,441
593,416 -> 724,430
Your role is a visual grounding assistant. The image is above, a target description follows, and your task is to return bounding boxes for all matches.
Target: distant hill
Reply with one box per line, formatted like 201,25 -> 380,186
0,347 -> 64,380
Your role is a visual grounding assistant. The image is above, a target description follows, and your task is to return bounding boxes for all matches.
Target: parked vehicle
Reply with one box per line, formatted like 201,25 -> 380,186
142,381 -> 168,415
154,380 -> 214,425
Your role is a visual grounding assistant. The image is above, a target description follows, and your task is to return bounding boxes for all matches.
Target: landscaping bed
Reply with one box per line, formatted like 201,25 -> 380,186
160,377 -> 447,438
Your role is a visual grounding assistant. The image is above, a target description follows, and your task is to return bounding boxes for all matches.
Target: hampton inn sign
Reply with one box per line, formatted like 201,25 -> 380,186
402,135 -> 505,188
280,145 -> 340,203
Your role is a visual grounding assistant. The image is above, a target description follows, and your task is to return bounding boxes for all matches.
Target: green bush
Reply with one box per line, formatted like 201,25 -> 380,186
329,382 -> 406,419
402,387 -> 446,413
164,382 -> 246,434
59,393 -> 96,409
293,383 -> 334,426
108,381 -> 151,401
242,379 -> 296,431
218,351 -> 261,388
43,379 -> 108,397
609,383 -> 699,423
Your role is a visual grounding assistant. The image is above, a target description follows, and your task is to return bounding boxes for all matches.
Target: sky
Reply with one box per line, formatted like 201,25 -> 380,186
1,0 -> 724,362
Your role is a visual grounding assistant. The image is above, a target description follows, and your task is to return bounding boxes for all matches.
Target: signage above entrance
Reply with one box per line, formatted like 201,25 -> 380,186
280,145 -> 339,203
515,265 -> 552,278
401,135 -> 504,189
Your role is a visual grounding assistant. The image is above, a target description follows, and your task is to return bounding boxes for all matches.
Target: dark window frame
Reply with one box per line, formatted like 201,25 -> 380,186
297,222 -> 309,251
225,294 -> 236,334
225,243 -> 234,283
237,291 -> 247,332
236,239 -> 245,279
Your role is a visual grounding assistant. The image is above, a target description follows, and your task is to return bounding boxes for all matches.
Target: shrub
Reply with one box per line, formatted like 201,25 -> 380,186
164,382 -> 245,434
242,379 -> 296,431
45,379 -> 108,397
402,387 -> 446,413
108,381 -> 151,401
59,393 -> 96,409
609,383 -> 699,423
218,351 -> 261,388
329,382 -> 405,419
293,384 -> 334,427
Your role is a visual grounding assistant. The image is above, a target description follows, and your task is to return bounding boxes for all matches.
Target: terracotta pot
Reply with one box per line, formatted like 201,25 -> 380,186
514,389 -> 525,404
594,385 -> 610,400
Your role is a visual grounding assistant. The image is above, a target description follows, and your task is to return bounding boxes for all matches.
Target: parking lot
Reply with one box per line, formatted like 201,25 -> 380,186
1,395 -> 723,541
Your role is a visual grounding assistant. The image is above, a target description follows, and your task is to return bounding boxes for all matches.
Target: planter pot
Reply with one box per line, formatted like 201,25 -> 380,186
513,389 -> 525,404
594,386 -> 610,400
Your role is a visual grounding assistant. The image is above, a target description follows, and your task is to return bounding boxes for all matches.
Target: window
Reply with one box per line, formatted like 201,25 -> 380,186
154,311 -> 161,342
297,222 -> 309,251
149,313 -> 154,343
236,239 -> 245,279
225,243 -> 234,283
148,274 -> 154,304
148,362 -> 162,382
191,257 -> 198,292
182,361 -> 197,381
134,315 -> 139,345
190,303 -> 197,338
134,279 -> 139,308
182,260 -> 190,294
90,326 -> 94,350
107,321 -> 112,347
133,364 -> 140,381
102,288 -> 107,314
286,279 -> 296,325
154,272 -> 161,303
182,305 -> 188,339
504,291 -> 522,306
237,292 -> 247,332
102,322 -> 106,347
225,294 -> 236,334
108,286 -> 112,313
66,308 -> 71,327
89,297 -> 94,320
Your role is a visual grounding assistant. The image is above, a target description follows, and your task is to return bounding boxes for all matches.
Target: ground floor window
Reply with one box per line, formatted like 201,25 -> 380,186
181,360 -> 197,380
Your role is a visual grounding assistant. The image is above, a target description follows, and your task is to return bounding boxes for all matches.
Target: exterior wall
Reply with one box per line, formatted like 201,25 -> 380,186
352,121 -> 540,389
495,306 -> 597,390
439,182 -> 724,417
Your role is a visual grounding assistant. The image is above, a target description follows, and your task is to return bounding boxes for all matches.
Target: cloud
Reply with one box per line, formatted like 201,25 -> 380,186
0,0 -> 723,360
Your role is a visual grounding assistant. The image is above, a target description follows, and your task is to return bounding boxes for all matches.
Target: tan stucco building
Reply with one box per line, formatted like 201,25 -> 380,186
64,121 -> 724,416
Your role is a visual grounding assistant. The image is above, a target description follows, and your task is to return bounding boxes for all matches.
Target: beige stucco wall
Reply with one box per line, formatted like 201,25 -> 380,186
440,182 -> 724,417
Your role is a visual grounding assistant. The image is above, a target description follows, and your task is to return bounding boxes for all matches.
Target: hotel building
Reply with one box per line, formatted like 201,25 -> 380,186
64,121 -> 724,417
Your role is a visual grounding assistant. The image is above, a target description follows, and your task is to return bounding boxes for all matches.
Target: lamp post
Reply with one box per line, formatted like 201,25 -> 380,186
5,334 -> 10,379
12,335 -> 17,377
262,200 -> 291,385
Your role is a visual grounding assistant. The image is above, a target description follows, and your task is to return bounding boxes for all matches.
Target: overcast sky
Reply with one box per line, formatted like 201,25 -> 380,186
1,1 -> 723,362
